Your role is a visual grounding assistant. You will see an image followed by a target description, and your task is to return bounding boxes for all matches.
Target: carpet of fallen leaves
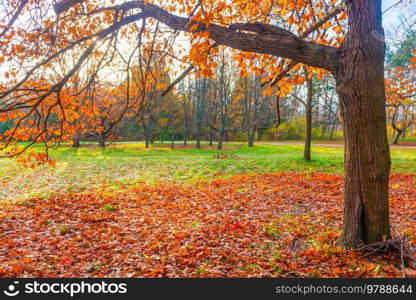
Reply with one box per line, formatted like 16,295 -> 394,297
0,172 -> 415,278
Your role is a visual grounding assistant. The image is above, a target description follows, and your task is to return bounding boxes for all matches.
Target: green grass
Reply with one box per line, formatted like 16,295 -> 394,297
0,142 -> 415,202
402,136 -> 416,143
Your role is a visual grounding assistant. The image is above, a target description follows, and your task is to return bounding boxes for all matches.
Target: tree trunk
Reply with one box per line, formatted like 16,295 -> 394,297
144,125 -> 150,148
72,134 -> 80,148
329,123 -> 336,140
149,122 -> 154,144
257,128 -> 265,141
304,72 -> 313,161
171,133 -> 175,149
183,120 -> 188,146
321,124 -> 327,138
98,133 -> 105,148
393,129 -> 403,145
217,133 -> 223,150
248,131 -> 255,147
336,0 -> 391,248
195,123 -> 202,149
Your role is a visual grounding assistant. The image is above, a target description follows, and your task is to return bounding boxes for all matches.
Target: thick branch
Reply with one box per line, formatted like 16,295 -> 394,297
55,0 -> 340,72
140,3 -> 339,72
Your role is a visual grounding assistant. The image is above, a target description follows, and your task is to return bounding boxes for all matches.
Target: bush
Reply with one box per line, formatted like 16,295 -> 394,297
265,117 -> 306,140
262,117 -> 337,141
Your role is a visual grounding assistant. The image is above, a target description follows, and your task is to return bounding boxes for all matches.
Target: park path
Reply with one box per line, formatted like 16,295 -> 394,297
261,142 -> 416,149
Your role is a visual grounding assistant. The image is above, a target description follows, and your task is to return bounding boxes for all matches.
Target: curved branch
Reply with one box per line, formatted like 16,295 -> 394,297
55,0 -> 340,72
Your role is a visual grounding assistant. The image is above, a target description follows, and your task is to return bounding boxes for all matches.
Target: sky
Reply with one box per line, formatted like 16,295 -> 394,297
383,0 -> 407,28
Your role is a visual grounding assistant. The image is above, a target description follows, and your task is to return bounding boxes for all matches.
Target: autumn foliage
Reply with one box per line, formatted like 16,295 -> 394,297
1,172 -> 415,278
0,0 -> 416,279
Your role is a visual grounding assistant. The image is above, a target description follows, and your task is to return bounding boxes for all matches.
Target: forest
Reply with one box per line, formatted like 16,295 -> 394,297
0,0 -> 416,280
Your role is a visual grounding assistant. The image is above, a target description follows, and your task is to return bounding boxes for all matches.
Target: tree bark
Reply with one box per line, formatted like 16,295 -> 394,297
248,131 -> 255,147
183,126 -> 188,146
72,134 -> 80,148
329,123 -> 337,140
392,129 -> 403,145
217,132 -> 223,150
195,78 -> 206,150
149,122 -> 155,144
304,71 -> 313,161
209,132 -> 213,146
171,133 -> 175,149
143,124 -> 150,148
336,0 -> 391,248
97,133 -> 106,148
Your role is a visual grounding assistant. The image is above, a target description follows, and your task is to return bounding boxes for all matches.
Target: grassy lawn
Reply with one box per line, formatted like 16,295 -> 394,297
0,142 -> 415,202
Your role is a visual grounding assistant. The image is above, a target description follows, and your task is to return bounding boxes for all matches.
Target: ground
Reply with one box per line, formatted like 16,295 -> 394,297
1,142 -> 415,202
0,142 -> 415,277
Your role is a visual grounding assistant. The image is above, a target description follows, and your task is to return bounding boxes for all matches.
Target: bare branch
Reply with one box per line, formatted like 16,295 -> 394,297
0,0 -> 29,40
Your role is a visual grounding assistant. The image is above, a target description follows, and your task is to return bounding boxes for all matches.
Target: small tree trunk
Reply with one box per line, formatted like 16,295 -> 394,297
248,132 -> 255,147
217,133 -> 223,150
257,128 -> 265,141
392,129 -> 403,145
329,123 -> 336,140
321,123 -> 327,138
196,128 -> 201,149
171,133 -> 175,149
144,125 -> 150,148
98,134 -> 105,148
149,123 -> 154,144
183,124 -> 188,146
304,73 -> 313,161
337,0 -> 391,248
72,134 -> 80,148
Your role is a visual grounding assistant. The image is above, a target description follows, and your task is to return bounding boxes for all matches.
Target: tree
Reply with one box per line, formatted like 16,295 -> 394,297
315,75 -> 339,140
234,72 -> 279,147
210,50 -> 235,151
89,84 -> 131,148
290,68 -> 315,161
386,52 -> 416,145
0,0 -> 394,248
178,79 -> 193,146
303,69 -> 313,162
194,77 -> 208,149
